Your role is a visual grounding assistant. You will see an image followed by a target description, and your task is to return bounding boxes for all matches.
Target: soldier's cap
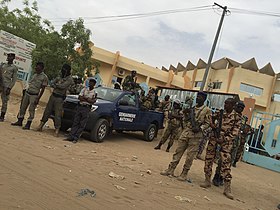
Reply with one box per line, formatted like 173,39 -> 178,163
173,99 -> 181,104
131,70 -> 137,74
236,101 -> 245,108
197,91 -> 207,99
7,52 -> 15,57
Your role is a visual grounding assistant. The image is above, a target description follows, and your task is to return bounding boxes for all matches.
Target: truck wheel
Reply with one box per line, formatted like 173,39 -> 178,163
144,124 -> 157,142
90,119 -> 109,143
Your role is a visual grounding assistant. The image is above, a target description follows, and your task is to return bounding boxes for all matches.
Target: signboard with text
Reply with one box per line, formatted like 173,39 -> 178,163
0,30 -> 36,82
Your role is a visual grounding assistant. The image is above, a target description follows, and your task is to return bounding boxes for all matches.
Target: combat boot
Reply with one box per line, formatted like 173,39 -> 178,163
154,142 -> 162,150
54,128 -> 59,137
0,112 -> 5,122
212,173 -> 220,187
200,175 -> 211,188
177,169 -> 189,181
11,118 -> 24,126
219,176 -> 224,186
160,165 -> 175,176
23,121 -> 32,130
223,181 -> 234,200
37,122 -> 45,131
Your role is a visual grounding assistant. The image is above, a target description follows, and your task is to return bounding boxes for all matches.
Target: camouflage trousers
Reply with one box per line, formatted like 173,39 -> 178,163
159,125 -> 181,149
197,137 -> 208,157
234,136 -> 246,163
18,92 -> 38,121
0,86 -> 9,113
204,136 -> 234,182
168,130 -> 201,171
41,94 -> 64,129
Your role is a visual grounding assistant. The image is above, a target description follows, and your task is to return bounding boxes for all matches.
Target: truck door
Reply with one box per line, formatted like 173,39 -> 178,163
113,93 -> 139,130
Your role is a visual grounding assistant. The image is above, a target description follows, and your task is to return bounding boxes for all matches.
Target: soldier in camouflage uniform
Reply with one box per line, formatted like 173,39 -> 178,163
122,70 -> 137,91
68,76 -> 83,95
160,92 -> 211,181
154,99 -> 183,152
11,62 -> 48,129
0,53 -> 18,121
212,101 -> 245,186
141,89 -> 154,110
232,123 -> 252,167
37,64 -> 74,136
200,98 -> 241,200
156,95 -> 171,129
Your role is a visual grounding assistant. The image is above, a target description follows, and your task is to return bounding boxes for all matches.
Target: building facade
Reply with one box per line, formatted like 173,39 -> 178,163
89,44 -> 280,115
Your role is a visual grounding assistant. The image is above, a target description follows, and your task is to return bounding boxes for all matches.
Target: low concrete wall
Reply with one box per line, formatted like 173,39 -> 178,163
11,80 -> 52,105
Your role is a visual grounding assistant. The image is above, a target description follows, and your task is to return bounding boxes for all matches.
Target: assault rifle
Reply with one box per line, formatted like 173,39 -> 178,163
213,109 -> 224,142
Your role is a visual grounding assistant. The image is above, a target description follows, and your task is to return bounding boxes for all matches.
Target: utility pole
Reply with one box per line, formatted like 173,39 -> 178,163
200,3 -> 229,91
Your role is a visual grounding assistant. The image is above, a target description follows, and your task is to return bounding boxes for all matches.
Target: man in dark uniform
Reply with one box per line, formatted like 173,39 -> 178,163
0,53 -> 18,121
11,62 -> 48,129
65,79 -> 97,143
37,64 -> 74,136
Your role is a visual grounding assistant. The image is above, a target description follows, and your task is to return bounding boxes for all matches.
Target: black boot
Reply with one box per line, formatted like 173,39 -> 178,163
11,118 -> 24,126
23,121 -> 32,130
219,176 -> 224,186
212,173 -> 220,187
154,143 -> 162,150
0,112 -> 5,122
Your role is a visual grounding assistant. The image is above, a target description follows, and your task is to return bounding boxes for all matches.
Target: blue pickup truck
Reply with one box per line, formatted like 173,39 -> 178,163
61,87 -> 164,142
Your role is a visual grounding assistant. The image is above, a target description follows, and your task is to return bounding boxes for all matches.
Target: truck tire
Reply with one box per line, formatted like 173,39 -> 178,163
144,124 -> 157,142
90,119 -> 109,143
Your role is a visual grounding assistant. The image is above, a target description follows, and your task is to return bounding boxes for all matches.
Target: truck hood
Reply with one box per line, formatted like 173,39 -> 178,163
65,95 -> 113,105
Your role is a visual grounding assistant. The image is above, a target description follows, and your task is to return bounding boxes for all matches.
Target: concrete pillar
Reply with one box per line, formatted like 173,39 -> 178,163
106,51 -> 120,86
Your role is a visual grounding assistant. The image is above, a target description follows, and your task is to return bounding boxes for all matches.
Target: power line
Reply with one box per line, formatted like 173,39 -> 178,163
49,5 -> 213,22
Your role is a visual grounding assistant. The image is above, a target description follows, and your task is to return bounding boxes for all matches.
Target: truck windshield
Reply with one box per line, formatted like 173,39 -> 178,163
95,87 -> 122,102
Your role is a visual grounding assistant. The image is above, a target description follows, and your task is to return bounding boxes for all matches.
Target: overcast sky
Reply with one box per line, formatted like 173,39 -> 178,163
9,0 -> 280,73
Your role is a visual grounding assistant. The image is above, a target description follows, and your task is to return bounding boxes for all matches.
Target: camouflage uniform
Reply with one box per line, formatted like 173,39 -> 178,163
203,110 -> 241,184
161,104 -> 211,180
40,75 -> 74,129
0,62 -> 18,113
233,124 -> 251,164
122,75 -> 136,91
141,95 -> 153,110
17,72 -> 48,122
68,83 -> 83,95
155,108 -> 183,152
157,100 -> 171,128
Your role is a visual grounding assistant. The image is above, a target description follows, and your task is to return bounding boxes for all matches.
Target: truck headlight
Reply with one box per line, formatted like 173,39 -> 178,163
91,105 -> 98,112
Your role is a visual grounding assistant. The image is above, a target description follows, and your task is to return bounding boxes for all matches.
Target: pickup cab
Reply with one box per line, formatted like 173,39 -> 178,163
61,87 -> 164,142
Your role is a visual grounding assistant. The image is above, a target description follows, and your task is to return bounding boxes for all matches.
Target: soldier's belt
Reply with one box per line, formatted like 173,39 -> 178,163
26,91 -> 39,96
52,92 -> 66,99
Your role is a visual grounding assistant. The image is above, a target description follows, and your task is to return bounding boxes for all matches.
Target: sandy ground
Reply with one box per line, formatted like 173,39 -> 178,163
0,95 -> 279,210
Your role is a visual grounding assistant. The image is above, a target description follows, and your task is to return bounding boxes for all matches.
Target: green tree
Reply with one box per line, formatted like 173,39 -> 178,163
0,0 -> 93,80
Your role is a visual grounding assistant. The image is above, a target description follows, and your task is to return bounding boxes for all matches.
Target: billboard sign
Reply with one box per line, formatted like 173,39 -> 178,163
0,30 -> 36,82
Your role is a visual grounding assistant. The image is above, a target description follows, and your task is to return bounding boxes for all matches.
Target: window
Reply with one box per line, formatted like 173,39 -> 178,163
240,83 -> 263,96
213,82 -> 222,89
119,94 -> 136,107
194,81 -> 202,87
273,93 -> 280,102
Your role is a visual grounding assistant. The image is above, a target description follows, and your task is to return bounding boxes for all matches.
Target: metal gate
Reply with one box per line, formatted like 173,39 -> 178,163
243,111 -> 280,172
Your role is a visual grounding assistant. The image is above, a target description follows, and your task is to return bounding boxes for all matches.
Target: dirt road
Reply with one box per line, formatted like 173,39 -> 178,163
0,96 -> 279,210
